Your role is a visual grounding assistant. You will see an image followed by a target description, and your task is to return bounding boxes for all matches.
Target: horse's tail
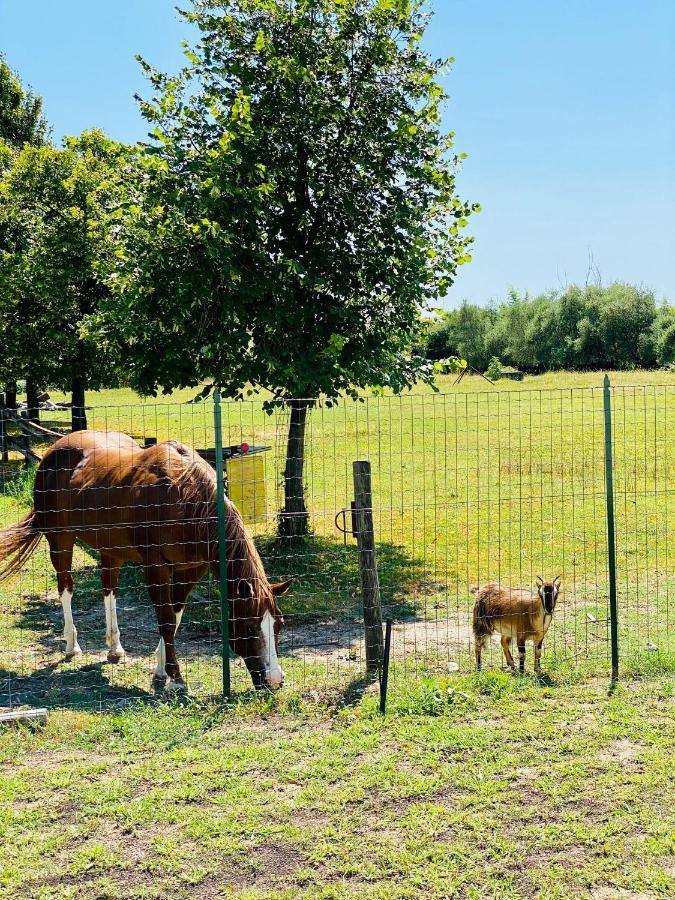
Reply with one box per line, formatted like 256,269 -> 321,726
0,511 -> 41,581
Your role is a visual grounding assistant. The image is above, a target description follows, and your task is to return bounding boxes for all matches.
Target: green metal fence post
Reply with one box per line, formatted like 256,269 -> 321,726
213,388 -> 231,698
603,375 -> 619,683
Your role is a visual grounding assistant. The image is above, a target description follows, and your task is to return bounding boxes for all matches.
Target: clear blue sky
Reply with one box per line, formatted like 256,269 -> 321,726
1,1 -> 674,305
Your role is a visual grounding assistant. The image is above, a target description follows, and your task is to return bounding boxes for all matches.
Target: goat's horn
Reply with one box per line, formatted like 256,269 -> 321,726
554,574 -> 562,583
535,574 -> 543,584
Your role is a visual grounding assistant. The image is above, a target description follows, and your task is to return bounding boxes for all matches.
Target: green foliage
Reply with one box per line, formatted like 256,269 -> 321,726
432,355 -> 467,375
1,464 -> 37,507
0,56 -> 49,150
91,0 -> 478,401
426,301 -> 494,370
485,356 -> 502,380
424,283 -> 672,372
0,131 -> 125,392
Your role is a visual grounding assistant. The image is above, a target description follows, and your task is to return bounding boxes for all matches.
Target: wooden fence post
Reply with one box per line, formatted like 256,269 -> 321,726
353,460 -> 384,673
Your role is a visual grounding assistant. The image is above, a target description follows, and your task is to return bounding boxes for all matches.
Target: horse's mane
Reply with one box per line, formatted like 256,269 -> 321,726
166,442 -> 273,614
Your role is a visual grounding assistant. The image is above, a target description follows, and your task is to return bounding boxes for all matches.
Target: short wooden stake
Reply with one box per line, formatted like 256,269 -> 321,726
380,619 -> 393,715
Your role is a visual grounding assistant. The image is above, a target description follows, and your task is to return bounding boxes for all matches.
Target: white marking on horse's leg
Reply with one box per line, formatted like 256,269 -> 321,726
104,591 -> 125,661
154,610 -> 182,680
260,610 -> 284,688
154,637 -> 166,679
60,589 -> 82,657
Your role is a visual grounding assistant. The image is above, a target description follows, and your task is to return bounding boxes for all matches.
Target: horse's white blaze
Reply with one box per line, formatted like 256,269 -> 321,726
261,610 -> 283,687
104,591 -> 124,656
60,589 -> 81,656
154,609 -> 183,678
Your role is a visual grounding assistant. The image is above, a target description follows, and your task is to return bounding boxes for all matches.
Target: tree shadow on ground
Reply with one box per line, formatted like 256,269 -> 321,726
256,533 -> 428,621
0,659 -> 155,710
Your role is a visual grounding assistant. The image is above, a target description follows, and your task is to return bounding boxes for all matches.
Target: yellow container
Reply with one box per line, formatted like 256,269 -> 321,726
226,455 -> 266,523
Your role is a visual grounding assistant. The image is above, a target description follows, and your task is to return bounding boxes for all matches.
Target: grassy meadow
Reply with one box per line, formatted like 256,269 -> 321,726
0,672 -> 674,898
0,370 -> 674,898
1,369 -> 673,707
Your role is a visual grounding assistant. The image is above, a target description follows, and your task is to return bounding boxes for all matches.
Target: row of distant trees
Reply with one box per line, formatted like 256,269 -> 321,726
0,1 -> 478,536
425,285 -> 675,372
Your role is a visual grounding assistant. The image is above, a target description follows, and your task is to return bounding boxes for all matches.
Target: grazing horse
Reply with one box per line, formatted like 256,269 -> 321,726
0,431 -> 290,691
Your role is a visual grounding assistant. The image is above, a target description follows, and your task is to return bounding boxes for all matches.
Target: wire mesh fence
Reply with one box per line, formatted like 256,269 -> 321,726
0,380 -> 672,710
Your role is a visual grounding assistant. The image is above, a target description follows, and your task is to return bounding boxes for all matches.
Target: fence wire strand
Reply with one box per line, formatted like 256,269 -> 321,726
0,382 -> 673,709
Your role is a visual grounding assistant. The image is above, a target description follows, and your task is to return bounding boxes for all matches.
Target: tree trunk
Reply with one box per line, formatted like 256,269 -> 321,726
3,382 -> 17,409
26,378 -> 40,424
71,340 -> 88,432
279,399 -> 311,539
71,375 -> 87,432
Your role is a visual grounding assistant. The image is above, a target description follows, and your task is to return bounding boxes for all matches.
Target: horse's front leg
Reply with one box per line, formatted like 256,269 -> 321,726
154,566 -> 205,681
145,563 -> 184,691
101,554 -> 125,663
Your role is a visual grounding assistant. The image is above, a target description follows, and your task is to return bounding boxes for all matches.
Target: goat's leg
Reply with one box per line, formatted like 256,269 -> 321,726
534,639 -> 544,674
517,640 -> 526,674
500,635 -> 515,671
474,635 -> 485,671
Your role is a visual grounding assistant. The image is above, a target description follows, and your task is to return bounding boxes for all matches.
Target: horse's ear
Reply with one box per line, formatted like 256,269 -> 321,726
271,578 -> 292,598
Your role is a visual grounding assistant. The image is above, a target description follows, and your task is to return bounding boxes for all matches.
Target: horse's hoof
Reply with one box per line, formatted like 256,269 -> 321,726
64,645 -> 83,660
166,678 -> 187,694
107,649 -> 126,664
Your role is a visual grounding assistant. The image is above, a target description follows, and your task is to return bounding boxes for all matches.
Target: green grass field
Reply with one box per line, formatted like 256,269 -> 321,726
0,672 -> 673,898
1,370 -> 673,707
0,371 -> 674,897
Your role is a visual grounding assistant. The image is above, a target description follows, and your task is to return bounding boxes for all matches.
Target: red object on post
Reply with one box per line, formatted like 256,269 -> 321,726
240,442 -> 250,453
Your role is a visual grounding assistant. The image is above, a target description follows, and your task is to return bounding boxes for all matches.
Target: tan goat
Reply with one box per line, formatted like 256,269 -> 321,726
471,576 -> 561,674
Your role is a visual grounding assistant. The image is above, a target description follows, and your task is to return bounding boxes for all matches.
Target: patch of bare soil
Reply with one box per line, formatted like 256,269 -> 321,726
597,740 -> 643,766
591,889 -> 655,900
190,845 -> 314,897
283,614 -> 474,671
16,749 -> 120,771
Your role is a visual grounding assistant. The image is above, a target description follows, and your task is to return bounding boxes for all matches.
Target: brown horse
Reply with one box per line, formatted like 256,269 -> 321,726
0,431 -> 290,691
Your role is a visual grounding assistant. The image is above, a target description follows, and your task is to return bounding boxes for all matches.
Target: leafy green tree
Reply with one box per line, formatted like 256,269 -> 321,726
653,303 -> 675,366
0,56 -> 49,410
594,283 -> 657,368
93,0 -> 477,536
0,131 -> 124,429
0,56 -> 49,150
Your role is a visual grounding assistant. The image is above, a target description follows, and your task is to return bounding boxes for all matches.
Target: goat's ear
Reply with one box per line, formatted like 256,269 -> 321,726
271,578 -> 292,597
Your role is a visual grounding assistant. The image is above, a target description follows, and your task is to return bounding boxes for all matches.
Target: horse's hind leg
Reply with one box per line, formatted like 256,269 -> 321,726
48,536 -> 80,658
101,554 -> 125,663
